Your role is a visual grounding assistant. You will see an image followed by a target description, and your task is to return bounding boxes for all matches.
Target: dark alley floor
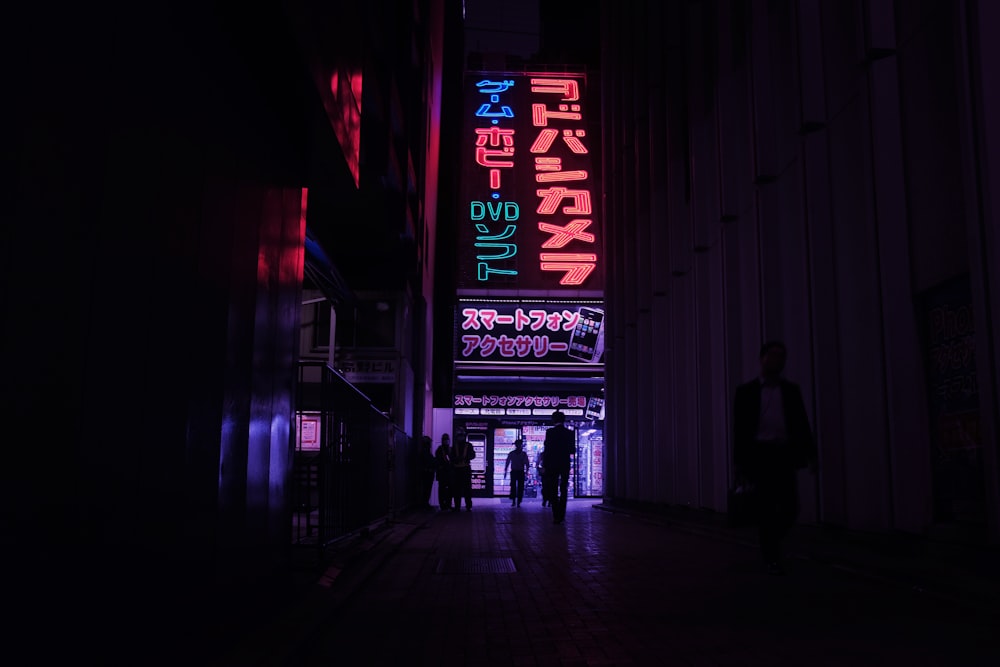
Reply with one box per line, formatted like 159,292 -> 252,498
213,497 -> 1000,667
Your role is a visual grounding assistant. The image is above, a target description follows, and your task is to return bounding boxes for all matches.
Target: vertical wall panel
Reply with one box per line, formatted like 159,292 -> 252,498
797,0 -> 827,129
865,0 -> 897,54
695,245 -> 729,510
769,0 -> 802,177
632,3 -> 657,501
688,1 -> 720,251
869,54 -> 933,533
652,296 -> 674,502
776,167 -> 819,524
671,274 -> 698,506
828,96 -> 892,531
621,4 -> 640,499
601,0 -> 622,499
717,0 -> 754,443
646,1 -> 672,502
749,0 -> 778,181
959,0 -> 1000,541
803,129 -> 847,526
736,200 -> 762,381
721,221 -> 748,473
819,1 -> 866,124
716,0 -> 753,221
648,4 -> 671,299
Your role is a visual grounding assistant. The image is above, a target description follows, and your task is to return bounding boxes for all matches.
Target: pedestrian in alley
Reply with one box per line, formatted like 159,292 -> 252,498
733,340 -> 817,576
450,433 -> 476,511
434,435 -> 454,511
418,436 -> 436,508
543,410 -> 575,524
536,447 -> 552,507
504,438 -> 530,507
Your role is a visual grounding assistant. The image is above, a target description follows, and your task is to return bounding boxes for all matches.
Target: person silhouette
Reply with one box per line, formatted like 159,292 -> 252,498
733,340 -> 817,575
450,433 -> 476,511
504,438 -> 530,507
434,435 -> 453,511
536,447 -> 552,507
543,411 -> 574,524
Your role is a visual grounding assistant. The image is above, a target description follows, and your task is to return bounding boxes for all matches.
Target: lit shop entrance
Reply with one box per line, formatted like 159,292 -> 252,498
450,300 -> 607,500
452,394 -> 605,500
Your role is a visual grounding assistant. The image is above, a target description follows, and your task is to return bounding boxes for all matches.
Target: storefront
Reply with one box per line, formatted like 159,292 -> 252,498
451,298 -> 606,499
451,392 -> 605,499
451,69 -> 605,499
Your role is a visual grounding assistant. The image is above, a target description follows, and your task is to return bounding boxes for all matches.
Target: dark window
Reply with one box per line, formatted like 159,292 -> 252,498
313,302 -> 332,349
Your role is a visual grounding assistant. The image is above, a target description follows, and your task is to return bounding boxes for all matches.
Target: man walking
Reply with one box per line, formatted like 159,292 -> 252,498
450,433 -> 476,511
504,438 -> 530,507
543,411 -> 575,524
733,340 -> 817,575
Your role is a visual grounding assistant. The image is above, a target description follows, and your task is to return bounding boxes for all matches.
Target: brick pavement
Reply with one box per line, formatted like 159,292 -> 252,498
216,498 -> 1000,667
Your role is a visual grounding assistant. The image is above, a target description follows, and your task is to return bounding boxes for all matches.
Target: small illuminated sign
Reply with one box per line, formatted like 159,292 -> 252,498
454,393 -> 591,410
297,413 -> 321,451
532,408 -> 585,416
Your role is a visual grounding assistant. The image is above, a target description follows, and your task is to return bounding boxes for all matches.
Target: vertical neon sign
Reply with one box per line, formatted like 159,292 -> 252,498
459,72 -> 601,292
530,78 -> 596,286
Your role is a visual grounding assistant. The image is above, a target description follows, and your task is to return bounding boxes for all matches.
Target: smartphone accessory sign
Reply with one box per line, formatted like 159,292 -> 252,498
457,302 -> 605,365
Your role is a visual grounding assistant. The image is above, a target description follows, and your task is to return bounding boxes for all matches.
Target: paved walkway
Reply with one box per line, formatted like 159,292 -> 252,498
214,498 -> 1000,667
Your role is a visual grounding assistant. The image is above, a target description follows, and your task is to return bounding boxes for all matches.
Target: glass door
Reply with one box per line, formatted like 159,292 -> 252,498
491,427 -> 520,498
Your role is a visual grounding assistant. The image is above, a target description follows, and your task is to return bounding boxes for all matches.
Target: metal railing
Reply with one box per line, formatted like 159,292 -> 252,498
291,362 -> 414,557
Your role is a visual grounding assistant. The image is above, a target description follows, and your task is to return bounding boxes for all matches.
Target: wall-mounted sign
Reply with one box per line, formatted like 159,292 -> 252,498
455,300 -> 605,365
336,349 -> 397,383
453,393 -> 590,410
297,412 -> 321,451
458,72 -> 602,292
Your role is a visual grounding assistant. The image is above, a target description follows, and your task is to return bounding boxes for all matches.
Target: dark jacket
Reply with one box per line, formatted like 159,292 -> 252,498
733,377 -> 816,479
434,446 -> 452,482
451,439 -> 475,469
543,425 -> 574,474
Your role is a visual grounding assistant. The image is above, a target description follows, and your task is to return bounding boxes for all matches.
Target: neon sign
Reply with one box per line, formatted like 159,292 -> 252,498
459,73 -> 601,291
455,301 -> 605,365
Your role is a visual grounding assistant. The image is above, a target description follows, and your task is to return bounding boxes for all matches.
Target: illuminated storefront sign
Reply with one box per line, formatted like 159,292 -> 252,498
452,392 -> 589,417
456,300 -> 605,365
458,72 -> 601,291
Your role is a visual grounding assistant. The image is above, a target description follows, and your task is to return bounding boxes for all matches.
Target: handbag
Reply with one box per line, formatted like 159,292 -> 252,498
727,480 -> 758,528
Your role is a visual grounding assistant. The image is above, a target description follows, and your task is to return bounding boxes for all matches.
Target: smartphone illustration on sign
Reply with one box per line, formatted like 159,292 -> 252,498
567,306 -> 605,363
585,397 -> 605,420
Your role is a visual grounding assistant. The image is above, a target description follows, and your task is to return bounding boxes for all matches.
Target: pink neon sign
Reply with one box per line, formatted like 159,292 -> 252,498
458,73 -> 602,291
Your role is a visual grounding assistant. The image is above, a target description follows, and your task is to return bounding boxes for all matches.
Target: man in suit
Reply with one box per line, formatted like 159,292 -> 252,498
733,340 -> 817,575
543,410 -> 575,524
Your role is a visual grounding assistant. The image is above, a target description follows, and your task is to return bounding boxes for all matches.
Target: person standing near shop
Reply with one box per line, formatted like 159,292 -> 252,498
450,433 -> 476,512
434,434 -> 454,511
543,411 -> 575,524
503,438 -> 530,507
